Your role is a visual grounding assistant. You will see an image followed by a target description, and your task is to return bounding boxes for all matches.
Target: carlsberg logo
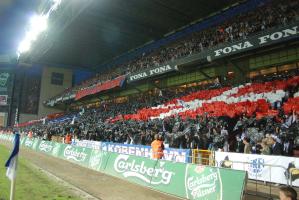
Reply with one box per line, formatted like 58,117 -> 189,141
39,141 -> 53,153
186,168 -> 220,199
89,150 -> 104,170
114,155 -> 173,185
25,139 -> 33,147
64,146 -> 88,162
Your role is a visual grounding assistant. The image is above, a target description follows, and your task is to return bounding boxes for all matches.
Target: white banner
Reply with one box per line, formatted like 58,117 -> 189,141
75,140 -> 102,150
75,140 -> 190,163
215,152 -> 299,186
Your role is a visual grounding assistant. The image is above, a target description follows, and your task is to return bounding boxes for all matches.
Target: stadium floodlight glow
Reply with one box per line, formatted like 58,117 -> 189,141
49,0 -> 62,13
29,14 -> 48,33
17,14 -> 48,54
17,0 -> 63,56
18,39 -> 31,54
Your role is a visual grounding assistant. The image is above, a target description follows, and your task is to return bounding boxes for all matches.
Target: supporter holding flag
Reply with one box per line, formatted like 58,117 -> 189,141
5,132 -> 20,200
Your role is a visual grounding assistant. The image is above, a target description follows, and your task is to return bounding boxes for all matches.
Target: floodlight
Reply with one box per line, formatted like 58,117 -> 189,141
18,39 -> 31,54
29,14 -> 48,32
16,0 -> 62,55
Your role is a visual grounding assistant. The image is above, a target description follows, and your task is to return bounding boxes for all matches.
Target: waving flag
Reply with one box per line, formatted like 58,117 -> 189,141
5,133 -> 20,181
70,116 -> 76,125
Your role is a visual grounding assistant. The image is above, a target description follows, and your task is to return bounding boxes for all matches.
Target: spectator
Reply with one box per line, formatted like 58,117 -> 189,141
243,137 -> 251,154
269,136 -> 283,155
260,140 -> 271,155
279,186 -> 297,200
283,138 -> 294,156
151,134 -> 164,159
64,133 -> 72,144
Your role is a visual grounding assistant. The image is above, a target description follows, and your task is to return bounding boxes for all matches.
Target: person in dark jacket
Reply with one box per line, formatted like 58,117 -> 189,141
270,136 -> 283,155
282,138 -> 294,156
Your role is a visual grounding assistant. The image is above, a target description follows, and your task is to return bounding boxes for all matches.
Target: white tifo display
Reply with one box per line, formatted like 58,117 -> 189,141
215,152 -> 299,186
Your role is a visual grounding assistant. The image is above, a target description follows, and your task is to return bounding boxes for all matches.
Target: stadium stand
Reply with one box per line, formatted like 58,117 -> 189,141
45,0 -> 299,105
6,0 -> 299,156
14,69 -> 299,156
2,0 -> 299,199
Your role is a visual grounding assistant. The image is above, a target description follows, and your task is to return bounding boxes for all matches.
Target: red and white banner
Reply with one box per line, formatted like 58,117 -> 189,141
75,76 -> 126,100
112,76 -> 299,121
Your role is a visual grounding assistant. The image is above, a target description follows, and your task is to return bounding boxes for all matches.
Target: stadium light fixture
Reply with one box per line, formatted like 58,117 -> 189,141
17,14 -> 47,54
29,14 -> 48,33
17,0 -> 63,56
18,40 -> 31,54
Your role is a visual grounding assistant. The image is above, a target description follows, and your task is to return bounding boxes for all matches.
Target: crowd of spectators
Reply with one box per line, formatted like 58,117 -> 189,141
46,0 -> 299,105
18,69 -> 299,157
13,0 -> 299,156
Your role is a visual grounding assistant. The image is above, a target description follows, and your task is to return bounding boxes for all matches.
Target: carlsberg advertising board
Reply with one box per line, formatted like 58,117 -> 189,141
104,153 -> 246,199
0,135 -> 247,200
105,153 -> 159,187
88,149 -> 110,171
38,141 -> 55,155
59,144 -> 92,167
184,164 -> 246,200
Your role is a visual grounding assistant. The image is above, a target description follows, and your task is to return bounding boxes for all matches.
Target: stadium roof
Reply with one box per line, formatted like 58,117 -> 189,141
20,0 -> 241,70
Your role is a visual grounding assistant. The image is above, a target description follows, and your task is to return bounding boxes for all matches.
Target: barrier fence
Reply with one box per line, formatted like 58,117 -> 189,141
214,151 -> 299,187
192,149 -> 214,166
219,159 -> 290,198
2,134 -> 298,185
0,134 -> 247,200
75,139 -> 191,163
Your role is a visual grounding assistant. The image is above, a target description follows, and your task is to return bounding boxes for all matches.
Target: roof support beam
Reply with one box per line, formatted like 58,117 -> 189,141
229,60 -> 244,74
199,70 -> 211,79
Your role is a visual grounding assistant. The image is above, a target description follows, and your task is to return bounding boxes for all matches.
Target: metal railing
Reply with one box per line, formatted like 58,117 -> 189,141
191,149 -> 215,166
216,159 -> 292,199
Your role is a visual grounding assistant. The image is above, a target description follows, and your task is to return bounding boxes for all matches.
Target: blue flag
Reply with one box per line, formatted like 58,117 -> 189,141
5,133 -> 20,181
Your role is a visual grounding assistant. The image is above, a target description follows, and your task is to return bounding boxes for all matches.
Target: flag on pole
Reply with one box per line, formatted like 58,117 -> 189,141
5,133 -> 20,181
42,117 -> 47,125
70,116 -> 76,125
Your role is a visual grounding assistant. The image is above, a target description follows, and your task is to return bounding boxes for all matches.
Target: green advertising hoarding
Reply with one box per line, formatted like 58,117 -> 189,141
104,153 -> 159,188
23,137 -> 35,149
184,164 -> 246,200
88,149 -> 110,171
0,135 -> 247,200
103,153 -> 246,200
37,140 -> 56,156
57,143 -> 92,167
0,134 -> 14,142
